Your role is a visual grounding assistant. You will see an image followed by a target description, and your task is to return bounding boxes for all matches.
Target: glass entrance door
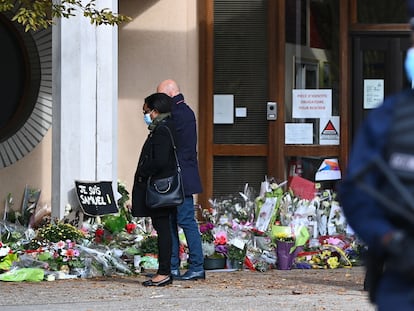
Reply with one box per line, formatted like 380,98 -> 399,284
351,34 -> 411,140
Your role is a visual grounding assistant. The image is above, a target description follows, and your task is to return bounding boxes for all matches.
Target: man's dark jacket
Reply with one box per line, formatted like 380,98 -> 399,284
171,94 -> 203,196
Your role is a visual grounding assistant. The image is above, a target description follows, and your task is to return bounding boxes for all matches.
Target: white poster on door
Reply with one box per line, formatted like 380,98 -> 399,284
292,89 -> 332,118
213,94 -> 234,124
363,79 -> 384,109
285,123 -> 313,144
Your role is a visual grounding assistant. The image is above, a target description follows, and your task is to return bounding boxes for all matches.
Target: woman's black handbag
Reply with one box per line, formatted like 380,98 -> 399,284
146,126 -> 185,209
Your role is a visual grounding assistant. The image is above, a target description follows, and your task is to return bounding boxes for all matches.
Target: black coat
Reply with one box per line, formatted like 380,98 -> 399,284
171,94 -> 203,195
131,117 -> 177,217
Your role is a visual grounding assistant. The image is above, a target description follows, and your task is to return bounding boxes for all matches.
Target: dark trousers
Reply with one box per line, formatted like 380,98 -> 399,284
151,214 -> 173,276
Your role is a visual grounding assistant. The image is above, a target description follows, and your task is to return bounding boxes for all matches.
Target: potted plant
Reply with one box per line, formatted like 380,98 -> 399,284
139,235 -> 158,256
200,223 -> 227,270
227,244 -> 246,270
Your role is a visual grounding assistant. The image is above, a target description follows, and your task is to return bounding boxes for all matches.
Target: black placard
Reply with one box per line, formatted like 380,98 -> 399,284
75,180 -> 118,216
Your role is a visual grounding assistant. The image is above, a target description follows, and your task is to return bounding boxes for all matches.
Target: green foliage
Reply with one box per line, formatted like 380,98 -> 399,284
117,180 -> 132,223
101,181 -> 131,233
227,244 -> 246,261
102,214 -> 127,234
0,0 -> 131,32
207,252 -> 225,259
139,236 -> 158,255
117,181 -> 129,210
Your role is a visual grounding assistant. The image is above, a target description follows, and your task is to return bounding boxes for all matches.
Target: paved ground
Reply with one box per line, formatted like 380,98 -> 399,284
0,266 -> 375,311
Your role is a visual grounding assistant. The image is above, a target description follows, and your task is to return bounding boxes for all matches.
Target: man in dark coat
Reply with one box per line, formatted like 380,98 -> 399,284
157,79 -> 205,280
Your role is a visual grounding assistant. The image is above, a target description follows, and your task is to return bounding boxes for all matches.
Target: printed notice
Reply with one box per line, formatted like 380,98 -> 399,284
213,94 -> 234,124
292,89 -> 332,118
285,123 -> 313,144
364,79 -> 384,109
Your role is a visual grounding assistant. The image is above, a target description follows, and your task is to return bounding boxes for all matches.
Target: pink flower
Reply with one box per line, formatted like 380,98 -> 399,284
214,232 -> 227,245
56,241 -> 66,249
65,248 -> 76,258
325,237 -> 346,249
326,237 -> 341,245
66,240 -> 76,248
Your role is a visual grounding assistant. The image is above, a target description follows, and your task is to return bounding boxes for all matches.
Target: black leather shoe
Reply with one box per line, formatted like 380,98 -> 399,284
175,270 -> 205,281
142,276 -> 172,287
171,269 -> 180,278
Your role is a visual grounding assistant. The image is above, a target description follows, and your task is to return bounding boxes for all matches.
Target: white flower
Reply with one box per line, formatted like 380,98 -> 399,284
202,242 -> 215,257
0,245 -> 11,257
64,204 -> 72,216
270,183 -> 279,190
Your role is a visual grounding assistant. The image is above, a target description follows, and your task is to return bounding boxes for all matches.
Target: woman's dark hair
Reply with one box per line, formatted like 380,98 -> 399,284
145,93 -> 172,113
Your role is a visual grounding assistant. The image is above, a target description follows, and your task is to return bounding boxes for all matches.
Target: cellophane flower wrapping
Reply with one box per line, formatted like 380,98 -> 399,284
0,179 -> 364,276
205,185 -> 256,262
0,267 -> 44,282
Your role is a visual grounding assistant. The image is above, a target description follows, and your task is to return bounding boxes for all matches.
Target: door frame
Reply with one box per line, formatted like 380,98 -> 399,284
197,0 -> 349,209
197,0 -> 411,209
351,32 -> 411,140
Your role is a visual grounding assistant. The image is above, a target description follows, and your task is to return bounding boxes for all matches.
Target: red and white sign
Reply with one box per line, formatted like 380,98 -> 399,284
319,116 -> 340,145
292,89 -> 332,118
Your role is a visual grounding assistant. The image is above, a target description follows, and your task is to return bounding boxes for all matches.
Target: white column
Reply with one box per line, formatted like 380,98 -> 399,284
52,1 -> 118,218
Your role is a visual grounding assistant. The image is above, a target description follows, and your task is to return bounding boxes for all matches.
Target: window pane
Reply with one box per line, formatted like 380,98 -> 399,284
213,156 -> 266,198
213,0 -> 268,144
363,50 -> 385,79
285,0 -> 339,146
357,0 -> 408,24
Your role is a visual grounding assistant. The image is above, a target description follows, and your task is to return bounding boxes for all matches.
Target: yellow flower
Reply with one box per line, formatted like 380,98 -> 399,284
327,257 -> 339,269
275,232 -> 294,242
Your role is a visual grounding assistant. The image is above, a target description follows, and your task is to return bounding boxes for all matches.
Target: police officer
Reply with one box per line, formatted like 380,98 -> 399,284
339,7 -> 414,308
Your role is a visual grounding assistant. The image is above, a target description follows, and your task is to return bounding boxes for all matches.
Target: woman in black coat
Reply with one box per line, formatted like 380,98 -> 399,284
132,93 -> 178,287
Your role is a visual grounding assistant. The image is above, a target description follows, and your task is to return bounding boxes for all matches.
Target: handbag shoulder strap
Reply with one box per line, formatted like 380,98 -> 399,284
159,125 -> 181,172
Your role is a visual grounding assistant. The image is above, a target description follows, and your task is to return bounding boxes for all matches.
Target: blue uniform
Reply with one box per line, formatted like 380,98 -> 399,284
339,90 -> 414,310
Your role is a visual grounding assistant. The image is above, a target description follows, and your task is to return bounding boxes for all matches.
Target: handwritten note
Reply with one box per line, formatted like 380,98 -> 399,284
75,181 -> 118,216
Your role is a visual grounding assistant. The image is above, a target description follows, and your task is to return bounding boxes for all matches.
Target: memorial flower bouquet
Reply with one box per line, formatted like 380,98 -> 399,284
307,249 -> 341,269
273,230 -> 295,243
296,246 -> 351,270
227,243 -> 246,262
37,240 -> 84,271
35,221 -> 85,243
200,222 -> 228,258
207,184 -> 256,227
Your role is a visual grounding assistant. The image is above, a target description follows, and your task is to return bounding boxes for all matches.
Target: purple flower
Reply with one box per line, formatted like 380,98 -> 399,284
200,222 -> 214,234
215,244 -> 228,254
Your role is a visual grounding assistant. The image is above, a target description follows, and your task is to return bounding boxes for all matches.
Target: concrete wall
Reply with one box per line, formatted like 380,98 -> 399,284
0,0 -> 199,216
118,0 -> 199,202
0,130 -> 52,214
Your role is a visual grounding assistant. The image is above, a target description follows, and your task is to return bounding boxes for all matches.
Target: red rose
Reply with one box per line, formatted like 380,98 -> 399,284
95,228 -> 104,238
126,223 -> 136,234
